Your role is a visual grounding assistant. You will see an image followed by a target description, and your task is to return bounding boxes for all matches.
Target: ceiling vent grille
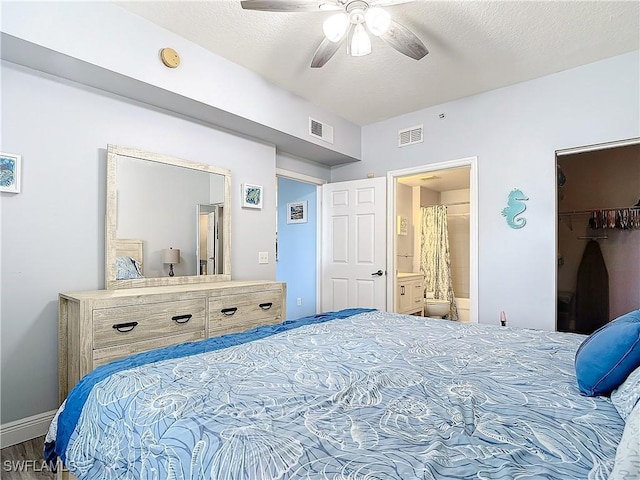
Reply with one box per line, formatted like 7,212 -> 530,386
309,117 -> 334,144
398,125 -> 423,147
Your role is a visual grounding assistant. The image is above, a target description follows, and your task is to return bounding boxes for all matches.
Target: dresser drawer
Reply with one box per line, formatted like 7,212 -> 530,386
93,298 -> 206,349
93,330 -> 205,368
209,290 -> 283,335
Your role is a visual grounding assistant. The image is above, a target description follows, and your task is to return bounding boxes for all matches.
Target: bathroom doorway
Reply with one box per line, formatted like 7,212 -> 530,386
387,157 -> 478,323
556,138 -> 640,334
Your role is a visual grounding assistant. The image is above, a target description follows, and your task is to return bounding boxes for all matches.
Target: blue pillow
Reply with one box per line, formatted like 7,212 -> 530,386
575,309 -> 640,397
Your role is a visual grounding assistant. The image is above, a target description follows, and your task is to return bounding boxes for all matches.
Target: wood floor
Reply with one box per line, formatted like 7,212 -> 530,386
1,436 -> 55,480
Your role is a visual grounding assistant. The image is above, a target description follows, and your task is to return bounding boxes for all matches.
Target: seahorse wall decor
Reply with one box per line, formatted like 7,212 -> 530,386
502,188 -> 529,229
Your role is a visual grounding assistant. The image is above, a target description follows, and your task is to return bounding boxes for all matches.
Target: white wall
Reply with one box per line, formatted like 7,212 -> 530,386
0,1 -> 361,163
0,62 -> 281,423
276,152 -> 331,182
333,51 -> 640,331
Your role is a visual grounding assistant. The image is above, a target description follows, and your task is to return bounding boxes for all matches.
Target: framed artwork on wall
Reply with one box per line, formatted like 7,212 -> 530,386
241,183 -> 263,209
0,152 -> 21,193
287,201 -> 307,224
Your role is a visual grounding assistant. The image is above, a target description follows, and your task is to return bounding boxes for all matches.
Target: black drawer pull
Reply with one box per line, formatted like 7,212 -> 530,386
221,307 -> 238,316
112,321 -> 138,333
259,302 -> 273,310
172,314 -> 192,324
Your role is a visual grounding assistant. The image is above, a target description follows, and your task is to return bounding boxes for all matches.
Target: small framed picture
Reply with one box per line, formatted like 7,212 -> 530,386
241,183 -> 263,209
0,152 -> 22,193
287,201 -> 308,224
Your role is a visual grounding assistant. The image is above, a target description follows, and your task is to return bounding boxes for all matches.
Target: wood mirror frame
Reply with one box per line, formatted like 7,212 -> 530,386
105,145 -> 231,289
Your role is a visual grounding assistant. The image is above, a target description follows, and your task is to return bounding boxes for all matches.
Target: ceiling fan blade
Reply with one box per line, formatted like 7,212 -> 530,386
370,0 -> 415,6
380,20 -> 428,60
310,36 -> 344,68
240,0 -> 336,12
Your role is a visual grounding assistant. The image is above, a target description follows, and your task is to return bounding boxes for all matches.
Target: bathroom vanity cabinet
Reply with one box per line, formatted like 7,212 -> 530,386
396,273 -> 424,316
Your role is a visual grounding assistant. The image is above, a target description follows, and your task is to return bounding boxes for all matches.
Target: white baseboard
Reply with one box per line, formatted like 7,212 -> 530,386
0,410 -> 57,448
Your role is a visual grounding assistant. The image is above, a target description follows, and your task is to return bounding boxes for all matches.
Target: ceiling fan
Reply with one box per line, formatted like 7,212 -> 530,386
240,0 -> 429,68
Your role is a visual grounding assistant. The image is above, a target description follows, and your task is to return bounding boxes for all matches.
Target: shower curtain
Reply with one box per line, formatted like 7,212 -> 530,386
420,205 -> 458,320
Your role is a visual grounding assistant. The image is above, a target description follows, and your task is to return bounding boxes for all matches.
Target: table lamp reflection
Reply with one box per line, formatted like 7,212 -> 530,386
162,247 -> 180,277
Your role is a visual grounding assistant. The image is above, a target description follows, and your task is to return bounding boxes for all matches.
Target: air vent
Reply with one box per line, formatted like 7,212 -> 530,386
309,117 -> 334,144
398,125 -> 423,147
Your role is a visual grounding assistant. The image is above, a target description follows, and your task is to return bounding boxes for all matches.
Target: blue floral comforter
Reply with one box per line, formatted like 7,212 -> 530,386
46,310 -> 624,479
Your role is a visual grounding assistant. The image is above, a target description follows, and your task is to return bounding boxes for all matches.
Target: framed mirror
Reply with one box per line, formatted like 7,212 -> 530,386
105,145 -> 231,289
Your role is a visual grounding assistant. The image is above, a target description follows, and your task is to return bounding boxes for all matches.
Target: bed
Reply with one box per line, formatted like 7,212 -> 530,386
115,238 -> 144,265
114,239 -> 145,280
45,309 -> 640,479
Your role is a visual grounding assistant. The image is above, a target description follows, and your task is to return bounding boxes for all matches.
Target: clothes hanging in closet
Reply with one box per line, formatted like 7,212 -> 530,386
575,240 -> 609,334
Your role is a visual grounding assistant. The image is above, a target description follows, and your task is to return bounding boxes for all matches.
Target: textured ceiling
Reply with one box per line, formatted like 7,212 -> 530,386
115,1 -> 639,126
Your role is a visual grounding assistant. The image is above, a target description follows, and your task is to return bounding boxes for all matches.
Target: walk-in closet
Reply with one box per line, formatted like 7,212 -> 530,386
556,141 -> 640,334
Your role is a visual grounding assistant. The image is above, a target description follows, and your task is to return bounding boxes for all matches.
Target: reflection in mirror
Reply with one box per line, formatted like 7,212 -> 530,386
106,145 -> 231,289
197,203 -> 224,275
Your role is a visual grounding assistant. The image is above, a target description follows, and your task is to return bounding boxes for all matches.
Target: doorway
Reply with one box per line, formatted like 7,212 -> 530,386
276,169 -> 325,320
556,138 -> 640,334
387,157 -> 478,323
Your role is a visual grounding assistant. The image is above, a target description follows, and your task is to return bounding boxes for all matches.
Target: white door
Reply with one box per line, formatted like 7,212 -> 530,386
207,210 -> 217,274
321,177 -> 387,311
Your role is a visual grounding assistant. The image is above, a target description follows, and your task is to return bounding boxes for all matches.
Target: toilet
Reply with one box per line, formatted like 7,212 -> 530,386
424,292 -> 450,318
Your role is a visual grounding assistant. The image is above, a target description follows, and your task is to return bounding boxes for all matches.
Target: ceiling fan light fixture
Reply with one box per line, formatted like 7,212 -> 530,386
349,23 -> 372,57
365,7 -> 391,36
322,13 -> 349,42
240,0 -> 428,67
348,7 -> 366,24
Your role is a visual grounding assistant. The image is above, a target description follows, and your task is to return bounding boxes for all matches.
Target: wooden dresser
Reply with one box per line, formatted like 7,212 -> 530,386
58,280 -> 286,401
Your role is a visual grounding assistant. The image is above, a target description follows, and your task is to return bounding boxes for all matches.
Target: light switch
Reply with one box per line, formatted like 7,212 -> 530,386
258,251 -> 269,264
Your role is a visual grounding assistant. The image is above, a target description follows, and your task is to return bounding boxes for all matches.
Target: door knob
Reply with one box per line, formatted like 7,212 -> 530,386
371,270 -> 384,276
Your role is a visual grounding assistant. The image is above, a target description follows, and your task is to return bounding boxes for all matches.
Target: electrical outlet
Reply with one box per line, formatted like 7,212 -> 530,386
297,297 -> 302,306
258,252 -> 269,264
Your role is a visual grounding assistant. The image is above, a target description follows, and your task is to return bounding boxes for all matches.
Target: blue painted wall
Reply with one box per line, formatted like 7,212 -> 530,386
276,177 -> 317,320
